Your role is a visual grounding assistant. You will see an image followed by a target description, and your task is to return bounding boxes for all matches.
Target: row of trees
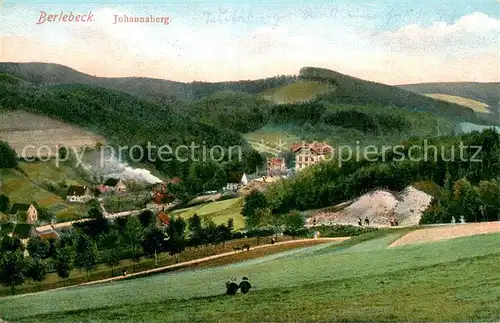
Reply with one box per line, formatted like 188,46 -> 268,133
0,206 -> 247,295
421,178 -> 500,224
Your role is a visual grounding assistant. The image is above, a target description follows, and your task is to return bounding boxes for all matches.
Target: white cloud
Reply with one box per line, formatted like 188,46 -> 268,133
379,12 -> 500,54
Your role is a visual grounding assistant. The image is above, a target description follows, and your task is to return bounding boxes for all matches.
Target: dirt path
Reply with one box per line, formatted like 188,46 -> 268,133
389,221 -> 500,248
53,238 -> 349,291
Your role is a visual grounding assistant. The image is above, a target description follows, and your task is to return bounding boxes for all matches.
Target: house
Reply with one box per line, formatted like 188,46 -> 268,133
267,157 -> 287,176
291,141 -> 334,171
103,178 -> 127,192
8,203 -> 38,224
223,182 -> 240,192
66,185 -> 92,203
36,227 -> 60,240
156,209 -> 170,227
0,222 -> 37,245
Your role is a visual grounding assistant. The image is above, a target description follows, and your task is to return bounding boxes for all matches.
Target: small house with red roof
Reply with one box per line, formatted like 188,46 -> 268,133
156,210 -> 170,227
266,157 -> 287,175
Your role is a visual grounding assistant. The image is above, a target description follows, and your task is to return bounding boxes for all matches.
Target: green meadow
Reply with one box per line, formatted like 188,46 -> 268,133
1,232 -> 499,322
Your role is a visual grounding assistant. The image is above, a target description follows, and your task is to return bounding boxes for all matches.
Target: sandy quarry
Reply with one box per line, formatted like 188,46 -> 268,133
308,186 -> 433,227
390,221 -> 500,247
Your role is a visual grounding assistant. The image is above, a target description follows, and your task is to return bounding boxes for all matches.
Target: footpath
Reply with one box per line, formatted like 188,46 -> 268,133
53,237 -> 349,291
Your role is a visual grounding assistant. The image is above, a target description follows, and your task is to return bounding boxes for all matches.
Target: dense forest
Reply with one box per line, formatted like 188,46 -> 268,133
0,75 -> 263,195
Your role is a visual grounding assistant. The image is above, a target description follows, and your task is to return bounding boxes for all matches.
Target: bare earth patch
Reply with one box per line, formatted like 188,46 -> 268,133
0,110 -> 105,157
389,221 -> 500,247
308,186 -> 432,227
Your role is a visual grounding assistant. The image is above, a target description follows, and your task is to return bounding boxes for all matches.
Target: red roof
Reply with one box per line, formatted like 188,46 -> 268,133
268,158 -> 284,166
154,192 -> 165,204
291,141 -> 333,155
38,230 -> 59,240
157,211 -> 170,225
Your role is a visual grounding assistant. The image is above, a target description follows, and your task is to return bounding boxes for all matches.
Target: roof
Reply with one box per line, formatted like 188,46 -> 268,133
104,178 -> 120,186
67,185 -> 88,196
157,211 -> 170,225
13,223 -> 34,239
268,158 -> 284,166
9,203 -> 32,214
291,141 -> 333,155
37,230 -> 60,240
168,177 -> 181,184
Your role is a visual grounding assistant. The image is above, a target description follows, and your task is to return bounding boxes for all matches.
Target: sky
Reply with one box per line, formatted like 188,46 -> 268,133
0,0 -> 499,84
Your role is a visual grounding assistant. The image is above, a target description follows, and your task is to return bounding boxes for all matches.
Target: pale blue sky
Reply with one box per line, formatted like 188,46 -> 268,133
1,1 -> 499,83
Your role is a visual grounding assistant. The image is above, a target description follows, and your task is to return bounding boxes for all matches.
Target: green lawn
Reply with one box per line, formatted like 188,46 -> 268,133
170,197 -> 245,229
1,232 -> 499,322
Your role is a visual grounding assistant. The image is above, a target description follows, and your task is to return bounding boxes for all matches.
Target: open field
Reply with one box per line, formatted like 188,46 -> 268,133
170,197 -> 245,229
425,93 -> 492,113
390,221 -> 500,247
261,80 -> 334,104
0,110 -> 105,157
1,231 -> 499,322
0,235 -> 316,297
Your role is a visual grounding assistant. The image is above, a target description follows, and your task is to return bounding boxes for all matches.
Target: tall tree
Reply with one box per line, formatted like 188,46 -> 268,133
142,226 -> 166,266
74,234 -> 98,280
242,190 -> 268,219
187,214 -> 204,246
0,250 -> 27,295
54,246 -> 74,282
285,211 -> 306,239
27,236 -> 50,259
0,194 -> 9,213
167,217 -> 186,259
138,210 -> 156,228
26,258 -> 48,290
0,140 -> 18,169
122,216 -> 143,257
0,236 -> 24,253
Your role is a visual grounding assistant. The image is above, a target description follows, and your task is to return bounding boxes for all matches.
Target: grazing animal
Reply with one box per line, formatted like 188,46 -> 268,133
233,246 -> 242,252
242,244 -> 250,251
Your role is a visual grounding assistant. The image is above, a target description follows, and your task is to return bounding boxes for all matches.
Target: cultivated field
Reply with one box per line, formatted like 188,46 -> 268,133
1,230 -> 499,322
170,197 -> 245,229
390,221 -> 500,247
0,110 -> 105,157
425,93 -> 492,114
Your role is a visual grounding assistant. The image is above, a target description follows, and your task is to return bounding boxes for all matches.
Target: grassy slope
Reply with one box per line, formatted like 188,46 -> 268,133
0,161 -> 88,220
425,93 -> 491,113
169,197 -> 245,229
261,80 -> 333,104
398,82 -> 500,110
2,232 -> 499,321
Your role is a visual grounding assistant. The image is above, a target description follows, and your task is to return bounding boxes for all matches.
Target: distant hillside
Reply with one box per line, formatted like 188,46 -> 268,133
297,67 -> 493,124
425,94 -> 492,114
397,82 -> 500,113
0,62 -> 296,101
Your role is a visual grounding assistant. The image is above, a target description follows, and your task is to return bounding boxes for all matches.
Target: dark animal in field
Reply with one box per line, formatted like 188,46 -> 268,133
233,246 -> 243,252
242,244 -> 250,251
